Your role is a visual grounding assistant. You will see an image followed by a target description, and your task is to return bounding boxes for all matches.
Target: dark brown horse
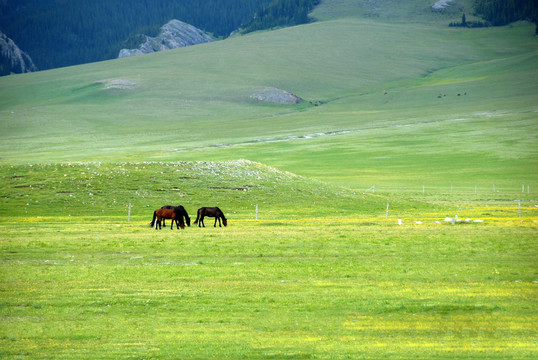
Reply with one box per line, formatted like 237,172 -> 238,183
150,208 -> 185,230
160,205 -> 191,228
194,207 -> 227,227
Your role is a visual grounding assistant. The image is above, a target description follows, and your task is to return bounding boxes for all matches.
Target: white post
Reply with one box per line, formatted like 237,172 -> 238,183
518,200 -> 521,217
386,203 -> 389,219
493,184 -> 495,192
255,204 -> 258,220
128,203 -> 131,222
522,185 -> 525,192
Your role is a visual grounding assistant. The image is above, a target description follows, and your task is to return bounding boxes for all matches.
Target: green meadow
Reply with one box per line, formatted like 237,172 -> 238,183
0,0 -> 537,358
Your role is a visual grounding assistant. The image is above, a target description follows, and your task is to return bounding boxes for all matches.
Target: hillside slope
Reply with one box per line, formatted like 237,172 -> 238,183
0,160 -> 392,219
0,3 -> 536,191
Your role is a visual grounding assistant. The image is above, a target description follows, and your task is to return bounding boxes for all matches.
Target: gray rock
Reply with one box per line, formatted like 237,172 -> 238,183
0,31 -> 37,75
432,0 -> 454,10
119,19 -> 213,58
250,87 -> 303,104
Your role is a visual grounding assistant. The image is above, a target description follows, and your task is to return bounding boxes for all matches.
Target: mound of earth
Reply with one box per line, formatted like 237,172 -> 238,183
95,78 -> 137,90
250,87 -> 303,104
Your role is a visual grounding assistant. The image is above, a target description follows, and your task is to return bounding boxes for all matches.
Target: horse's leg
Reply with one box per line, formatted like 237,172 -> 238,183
201,215 -> 205,227
214,217 -> 218,227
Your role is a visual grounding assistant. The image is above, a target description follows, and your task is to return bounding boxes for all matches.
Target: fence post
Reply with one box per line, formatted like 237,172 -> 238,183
386,203 -> 389,219
255,204 -> 258,220
128,203 -> 131,222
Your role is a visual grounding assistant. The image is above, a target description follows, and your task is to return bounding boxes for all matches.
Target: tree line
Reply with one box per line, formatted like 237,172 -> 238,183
241,0 -> 320,33
472,0 -> 537,31
0,0 -> 272,71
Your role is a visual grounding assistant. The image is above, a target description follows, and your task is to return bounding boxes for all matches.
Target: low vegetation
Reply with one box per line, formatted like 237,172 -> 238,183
1,161 -> 536,359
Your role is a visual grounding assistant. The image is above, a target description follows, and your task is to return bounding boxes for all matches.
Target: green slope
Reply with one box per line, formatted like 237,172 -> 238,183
0,160 -> 398,220
0,4 -> 536,192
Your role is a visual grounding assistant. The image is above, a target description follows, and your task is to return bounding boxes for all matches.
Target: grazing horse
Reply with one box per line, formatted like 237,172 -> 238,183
194,207 -> 227,227
160,205 -> 191,228
150,207 -> 185,230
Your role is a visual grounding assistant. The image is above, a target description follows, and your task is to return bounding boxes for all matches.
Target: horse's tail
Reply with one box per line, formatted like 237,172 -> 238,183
150,211 -> 157,227
193,208 -> 201,224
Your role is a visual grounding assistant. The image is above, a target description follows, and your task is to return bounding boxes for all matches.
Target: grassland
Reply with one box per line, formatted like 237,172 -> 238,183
1,215 -> 536,359
0,161 -> 536,359
0,0 -> 537,358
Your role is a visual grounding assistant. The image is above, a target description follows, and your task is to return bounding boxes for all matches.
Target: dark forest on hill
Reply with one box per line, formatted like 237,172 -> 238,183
473,0 -> 538,27
1,0 -> 536,74
0,0 -> 271,71
0,0 -> 321,72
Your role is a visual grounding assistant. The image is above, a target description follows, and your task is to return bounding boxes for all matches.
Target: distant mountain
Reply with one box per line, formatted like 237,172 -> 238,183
0,0 -> 272,72
118,20 -> 214,58
0,31 -> 37,76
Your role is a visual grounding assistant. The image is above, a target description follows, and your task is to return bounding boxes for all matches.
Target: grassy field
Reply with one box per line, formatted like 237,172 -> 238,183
0,0 -> 537,358
0,20 -> 535,191
1,217 -> 536,359
1,162 -> 536,359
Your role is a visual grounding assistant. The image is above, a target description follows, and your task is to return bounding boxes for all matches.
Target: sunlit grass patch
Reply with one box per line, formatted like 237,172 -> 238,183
1,214 -> 536,358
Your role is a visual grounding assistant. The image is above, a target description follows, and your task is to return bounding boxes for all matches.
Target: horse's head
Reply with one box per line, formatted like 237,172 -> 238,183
185,216 -> 191,227
222,218 -> 227,227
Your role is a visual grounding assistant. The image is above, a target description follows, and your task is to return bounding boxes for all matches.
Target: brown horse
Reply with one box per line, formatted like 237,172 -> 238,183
160,205 -> 191,228
150,208 -> 185,230
194,207 -> 227,227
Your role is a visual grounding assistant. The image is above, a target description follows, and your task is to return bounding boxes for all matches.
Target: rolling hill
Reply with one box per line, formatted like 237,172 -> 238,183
0,0 -> 536,193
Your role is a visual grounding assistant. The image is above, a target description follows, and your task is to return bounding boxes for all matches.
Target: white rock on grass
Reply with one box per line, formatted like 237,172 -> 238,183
432,0 -> 454,10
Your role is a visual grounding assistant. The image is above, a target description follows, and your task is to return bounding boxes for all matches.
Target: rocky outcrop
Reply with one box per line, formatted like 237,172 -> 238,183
432,0 -> 454,10
250,87 -> 303,105
0,31 -> 37,76
119,19 -> 213,58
